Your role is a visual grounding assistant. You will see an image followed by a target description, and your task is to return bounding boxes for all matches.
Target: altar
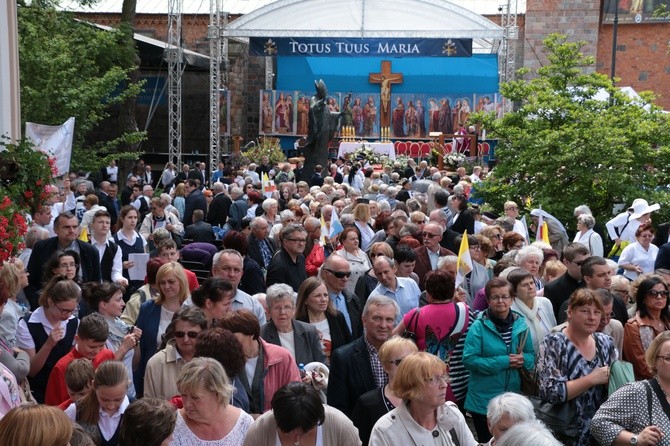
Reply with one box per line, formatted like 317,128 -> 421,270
337,142 -> 396,160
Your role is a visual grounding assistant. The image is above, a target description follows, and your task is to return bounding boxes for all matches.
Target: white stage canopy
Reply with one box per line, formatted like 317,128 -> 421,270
226,0 -> 504,54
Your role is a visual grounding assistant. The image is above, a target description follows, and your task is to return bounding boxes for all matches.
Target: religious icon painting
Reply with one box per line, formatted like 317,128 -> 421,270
427,97 -> 441,134
218,89 -> 230,136
361,93 -> 380,139
436,97 -> 455,135
413,95 -> 428,138
341,93 -> 354,129
405,96 -> 422,139
351,95 -> 365,137
391,94 -> 407,138
274,90 -> 294,134
259,90 -> 274,135
295,93 -> 310,136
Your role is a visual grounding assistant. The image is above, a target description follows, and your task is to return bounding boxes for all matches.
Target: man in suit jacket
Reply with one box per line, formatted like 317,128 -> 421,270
96,181 -> 118,227
321,254 -> 364,339
206,182 -> 231,228
327,164 -> 343,184
260,285 -> 327,366
183,179 -> 207,227
247,217 -> 277,271
413,222 -> 455,290
26,212 -> 102,309
327,295 -> 399,416
184,210 -> 214,243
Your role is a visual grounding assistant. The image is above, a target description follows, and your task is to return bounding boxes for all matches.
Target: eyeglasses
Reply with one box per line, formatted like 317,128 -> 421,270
286,238 -> 307,243
421,232 -> 441,239
647,290 -> 670,298
174,331 -> 200,339
656,356 -> 670,364
389,359 -> 403,366
54,303 -> 77,316
489,295 -> 512,302
571,259 -> 586,266
425,374 -> 450,385
469,246 -> 482,251
324,269 -> 351,278
272,305 -> 295,313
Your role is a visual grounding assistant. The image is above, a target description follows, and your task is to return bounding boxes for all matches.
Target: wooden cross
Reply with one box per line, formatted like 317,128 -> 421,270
369,60 -> 403,129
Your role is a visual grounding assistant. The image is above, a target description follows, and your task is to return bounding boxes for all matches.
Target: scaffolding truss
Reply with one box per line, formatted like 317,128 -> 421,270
167,0 -> 183,167
209,0 -> 228,174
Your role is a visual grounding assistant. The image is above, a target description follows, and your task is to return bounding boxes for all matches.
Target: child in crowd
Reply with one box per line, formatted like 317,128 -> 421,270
45,313 -> 115,406
65,360 -> 130,446
58,358 -> 94,410
157,239 -> 199,292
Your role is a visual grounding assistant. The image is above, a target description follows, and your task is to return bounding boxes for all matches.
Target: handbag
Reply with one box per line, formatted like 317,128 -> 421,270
608,360 -> 635,396
517,329 -> 539,396
531,396 -> 579,441
401,308 -> 421,343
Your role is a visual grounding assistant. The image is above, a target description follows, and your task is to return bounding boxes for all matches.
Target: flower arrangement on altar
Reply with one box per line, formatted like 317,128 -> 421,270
444,151 -> 466,167
241,136 -> 285,167
0,138 -> 57,261
345,144 -> 386,166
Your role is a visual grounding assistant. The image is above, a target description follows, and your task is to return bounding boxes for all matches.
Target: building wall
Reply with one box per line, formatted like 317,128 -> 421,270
523,0 -> 601,74
597,22 -> 670,109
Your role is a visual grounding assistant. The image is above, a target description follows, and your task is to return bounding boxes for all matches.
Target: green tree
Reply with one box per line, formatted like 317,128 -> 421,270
17,2 -> 144,172
472,34 -> 670,230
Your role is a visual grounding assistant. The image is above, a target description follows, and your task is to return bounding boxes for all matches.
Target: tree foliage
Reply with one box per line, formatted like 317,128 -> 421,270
17,2 -> 145,173
472,34 -> 670,229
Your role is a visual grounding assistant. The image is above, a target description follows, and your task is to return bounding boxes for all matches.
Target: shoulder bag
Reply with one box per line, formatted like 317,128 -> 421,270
517,329 -> 539,396
401,308 -> 421,343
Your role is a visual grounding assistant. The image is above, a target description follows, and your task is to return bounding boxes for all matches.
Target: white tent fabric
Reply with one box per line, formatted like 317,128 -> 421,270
59,0 -> 526,16
227,0 -> 503,53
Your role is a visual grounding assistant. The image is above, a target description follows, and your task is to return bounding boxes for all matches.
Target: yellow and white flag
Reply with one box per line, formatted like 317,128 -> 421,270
262,172 -> 276,198
456,230 -> 472,289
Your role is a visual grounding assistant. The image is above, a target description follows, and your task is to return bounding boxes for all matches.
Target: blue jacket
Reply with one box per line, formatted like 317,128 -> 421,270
134,300 -> 162,397
463,310 -> 535,415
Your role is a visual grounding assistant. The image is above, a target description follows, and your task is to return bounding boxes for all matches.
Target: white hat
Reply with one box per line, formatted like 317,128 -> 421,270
629,199 -> 660,220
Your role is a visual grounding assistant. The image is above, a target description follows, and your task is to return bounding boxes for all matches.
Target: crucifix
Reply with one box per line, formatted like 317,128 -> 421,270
369,60 -> 403,129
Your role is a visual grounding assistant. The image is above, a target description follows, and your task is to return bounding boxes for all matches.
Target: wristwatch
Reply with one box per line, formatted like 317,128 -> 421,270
630,435 -> 638,445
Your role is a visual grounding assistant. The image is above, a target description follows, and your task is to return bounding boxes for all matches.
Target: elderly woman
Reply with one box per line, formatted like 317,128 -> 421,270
352,336 -> 419,445
463,277 -> 535,442
219,309 -> 301,415
139,197 -> 184,251
393,270 -> 473,405
243,382 -> 361,445
592,331 -> 670,446
144,307 -> 207,400
335,226 -> 372,296
536,288 -> 617,445
16,276 -> 81,403
171,357 -> 253,445
190,277 -> 235,326
260,283 -> 326,366
508,268 -> 556,353
623,274 -> 670,379
134,261 -> 190,397
619,222 -> 659,281
295,277 -> 351,363
514,246 -> 544,290
261,198 -> 280,226
369,352 -> 478,446
573,213 -> 603,257
269,209 -> 296,241
496,420 -> 563,446
502,231 -> 525,253
484,392 -> 537,446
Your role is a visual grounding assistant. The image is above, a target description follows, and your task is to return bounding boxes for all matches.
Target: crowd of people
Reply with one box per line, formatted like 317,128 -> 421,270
0,154 -> 669,446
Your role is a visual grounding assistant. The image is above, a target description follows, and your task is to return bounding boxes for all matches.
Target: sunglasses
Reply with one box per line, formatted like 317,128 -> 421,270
324,269 -> 351,278
647,290 -> 670,298
174,331 -> 200,339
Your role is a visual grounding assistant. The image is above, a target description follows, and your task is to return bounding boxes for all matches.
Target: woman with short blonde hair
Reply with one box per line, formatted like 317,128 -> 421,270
369,352 -> 477,446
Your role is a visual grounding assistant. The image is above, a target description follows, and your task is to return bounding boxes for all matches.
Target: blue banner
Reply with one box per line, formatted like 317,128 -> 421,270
250,37 -> 472,58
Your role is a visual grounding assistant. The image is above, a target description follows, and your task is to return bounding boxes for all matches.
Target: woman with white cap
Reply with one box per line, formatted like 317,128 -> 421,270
605,198 -> 660,251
